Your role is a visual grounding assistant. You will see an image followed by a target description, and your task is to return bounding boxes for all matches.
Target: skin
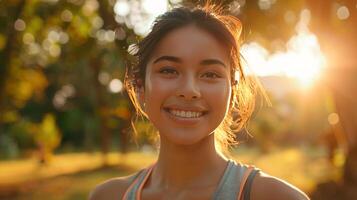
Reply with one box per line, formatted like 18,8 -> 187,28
89,25 -> 310,200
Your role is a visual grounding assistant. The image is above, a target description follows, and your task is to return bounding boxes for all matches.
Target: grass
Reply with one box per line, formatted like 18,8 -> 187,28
233,146 -> 341,192
0,146 -> 339,199
0,152 -> 156,200
7,167 -> 126,200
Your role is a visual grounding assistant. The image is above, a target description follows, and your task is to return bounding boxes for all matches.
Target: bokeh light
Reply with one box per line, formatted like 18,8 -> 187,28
61,9 -> 73,22
336,5 -> 350,20
113,0 -> 168,35
22,33 -> 35,45
98,71 -> 111,85
114,0 -> 130,16
258,0 -> 276,10
328,113 -> 339,125
14,19 -> 26,31
109,79 -> 123,93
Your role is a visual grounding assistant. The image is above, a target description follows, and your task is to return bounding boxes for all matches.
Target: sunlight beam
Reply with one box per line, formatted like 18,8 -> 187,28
241,9 -> 326,89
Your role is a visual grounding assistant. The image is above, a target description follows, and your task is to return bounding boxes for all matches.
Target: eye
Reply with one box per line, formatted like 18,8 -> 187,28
201,72 -> 221,79
159,67 -> 178,75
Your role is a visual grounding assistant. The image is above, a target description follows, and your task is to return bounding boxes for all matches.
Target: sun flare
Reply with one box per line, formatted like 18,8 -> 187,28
241,9 -> 326,89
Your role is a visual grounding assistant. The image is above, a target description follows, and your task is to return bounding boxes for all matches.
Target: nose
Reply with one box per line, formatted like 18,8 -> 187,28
176,74 -> 201,100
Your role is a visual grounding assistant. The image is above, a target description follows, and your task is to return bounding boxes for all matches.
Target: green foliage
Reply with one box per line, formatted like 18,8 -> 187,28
0,0 -> 138,159
0,133 -> 19,159
34,113 -> 61,150
8,119 -> 35,150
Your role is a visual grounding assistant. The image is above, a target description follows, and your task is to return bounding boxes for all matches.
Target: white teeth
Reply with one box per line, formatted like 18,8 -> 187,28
168,109 -> 203,118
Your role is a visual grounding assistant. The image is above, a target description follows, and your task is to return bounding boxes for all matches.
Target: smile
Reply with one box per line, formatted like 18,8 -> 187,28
168,109 -> 203,118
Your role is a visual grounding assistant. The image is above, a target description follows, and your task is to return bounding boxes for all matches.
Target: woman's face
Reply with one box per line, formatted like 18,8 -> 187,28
142,25 -> 232,146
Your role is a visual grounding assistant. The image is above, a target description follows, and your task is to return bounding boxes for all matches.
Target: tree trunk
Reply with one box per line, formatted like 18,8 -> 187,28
91,57 -> 111,165
0,0 -> 26,129
97,0 -> 132,157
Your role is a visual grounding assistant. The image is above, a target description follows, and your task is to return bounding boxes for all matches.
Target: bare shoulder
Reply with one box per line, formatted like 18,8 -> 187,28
250,171 -> 310,200
88,172 -> 139,200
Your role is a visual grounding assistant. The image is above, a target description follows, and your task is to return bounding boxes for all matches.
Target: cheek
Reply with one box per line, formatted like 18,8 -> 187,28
202,82 -> 231,110
144,75 -> 175,111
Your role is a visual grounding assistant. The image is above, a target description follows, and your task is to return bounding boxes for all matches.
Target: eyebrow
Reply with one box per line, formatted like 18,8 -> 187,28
153,56 -> 181,64
153,55 -> 227,68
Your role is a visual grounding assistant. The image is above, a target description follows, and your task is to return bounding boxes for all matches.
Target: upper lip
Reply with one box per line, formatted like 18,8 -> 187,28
163,104 -> 208,113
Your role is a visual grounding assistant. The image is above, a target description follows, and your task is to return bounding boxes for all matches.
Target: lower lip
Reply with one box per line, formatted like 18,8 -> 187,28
163,109 -> 205,126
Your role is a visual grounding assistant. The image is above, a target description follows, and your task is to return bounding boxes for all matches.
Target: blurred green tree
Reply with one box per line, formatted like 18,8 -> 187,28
0,0 -> 136,164
32,113 -> 61,163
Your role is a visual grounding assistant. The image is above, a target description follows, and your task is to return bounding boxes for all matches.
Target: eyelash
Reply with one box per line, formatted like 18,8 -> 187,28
158,67 -> 221,79
201,72 -> 221,79
159,67 -> 178,75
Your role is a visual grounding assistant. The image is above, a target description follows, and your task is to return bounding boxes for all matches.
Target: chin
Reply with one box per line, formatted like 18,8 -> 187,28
160,129 -> 214,147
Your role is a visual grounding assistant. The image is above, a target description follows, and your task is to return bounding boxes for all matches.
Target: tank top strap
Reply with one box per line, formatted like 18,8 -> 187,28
122,164 -> 155,200
242,168 -> 260,200
212,160 -> 259,200
236,164 -> 256,200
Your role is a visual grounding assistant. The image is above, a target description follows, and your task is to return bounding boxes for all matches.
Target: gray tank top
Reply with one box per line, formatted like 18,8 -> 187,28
122,160 -> 259,200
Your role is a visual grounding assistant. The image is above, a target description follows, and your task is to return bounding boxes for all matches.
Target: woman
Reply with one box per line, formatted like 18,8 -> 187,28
89,3 -> 309,200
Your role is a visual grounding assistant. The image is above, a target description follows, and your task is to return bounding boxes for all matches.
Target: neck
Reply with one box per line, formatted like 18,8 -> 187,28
149,134 -> 228,191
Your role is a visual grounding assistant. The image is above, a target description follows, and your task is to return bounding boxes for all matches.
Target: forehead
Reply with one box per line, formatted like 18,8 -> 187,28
149,25 -> 230,64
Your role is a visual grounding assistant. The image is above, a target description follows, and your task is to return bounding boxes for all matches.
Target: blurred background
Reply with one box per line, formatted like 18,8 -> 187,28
0,0 -> 356,199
